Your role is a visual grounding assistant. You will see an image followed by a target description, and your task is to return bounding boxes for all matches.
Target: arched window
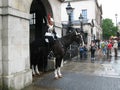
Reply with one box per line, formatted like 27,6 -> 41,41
30,13 -> 36,25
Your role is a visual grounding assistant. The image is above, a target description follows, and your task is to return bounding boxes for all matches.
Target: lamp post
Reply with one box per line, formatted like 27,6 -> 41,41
66,2 -> 74,33
66,2 -> 73,59
115,14 -> 119,39
115,14 -> 118,27
79,14 -> 84,32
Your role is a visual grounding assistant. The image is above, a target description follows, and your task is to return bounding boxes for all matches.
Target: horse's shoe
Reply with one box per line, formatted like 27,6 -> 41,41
54,76 -> 59,80
36,73 -> 41,76
33,74 -> 38,77
32,74 -> 35,77
58,75 -> 63,78
32,73 -> 36,77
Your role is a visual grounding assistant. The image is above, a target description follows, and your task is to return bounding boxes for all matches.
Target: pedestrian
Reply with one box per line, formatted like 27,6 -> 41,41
118,40 -> 120,50
107,41 -> 112,57
80,46 -> 84,59
90,41 -> 97,60
113,40 -> 118,57
97,40 -> 102,57
79,45 -> 84,60
83,44 -> 88,58
100,40 -> 106,56
100,41 -> 105,55
104,40 -> 108,55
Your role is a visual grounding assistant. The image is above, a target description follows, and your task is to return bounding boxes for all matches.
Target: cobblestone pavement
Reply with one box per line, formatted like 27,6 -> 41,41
22,49 -> 120,90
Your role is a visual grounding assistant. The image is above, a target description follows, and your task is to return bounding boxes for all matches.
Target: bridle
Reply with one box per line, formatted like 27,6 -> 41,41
75,30 -> 85,46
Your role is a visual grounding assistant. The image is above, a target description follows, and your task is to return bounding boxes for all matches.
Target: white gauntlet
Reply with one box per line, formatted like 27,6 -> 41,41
48,25 -> 54,32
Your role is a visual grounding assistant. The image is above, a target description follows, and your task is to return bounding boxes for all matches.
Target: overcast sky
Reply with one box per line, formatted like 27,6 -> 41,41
98,0 -> 120,25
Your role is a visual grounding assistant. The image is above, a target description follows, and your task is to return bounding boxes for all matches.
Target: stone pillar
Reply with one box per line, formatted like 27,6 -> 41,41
0,0 -> 32,89
0,0 -> 3,87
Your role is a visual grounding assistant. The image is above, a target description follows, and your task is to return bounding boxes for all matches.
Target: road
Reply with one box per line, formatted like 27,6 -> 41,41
22,49 -> 120,90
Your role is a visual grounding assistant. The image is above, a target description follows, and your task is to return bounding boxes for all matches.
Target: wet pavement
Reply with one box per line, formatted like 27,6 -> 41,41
22,49 -> 120,90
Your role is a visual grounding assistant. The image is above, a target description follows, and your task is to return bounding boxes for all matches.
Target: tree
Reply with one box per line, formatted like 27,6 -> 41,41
102,18 -> 118,39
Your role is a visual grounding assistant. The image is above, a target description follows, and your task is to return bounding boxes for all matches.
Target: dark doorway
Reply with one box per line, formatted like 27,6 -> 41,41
30,0 -> 49,73
30,0 -> 47,42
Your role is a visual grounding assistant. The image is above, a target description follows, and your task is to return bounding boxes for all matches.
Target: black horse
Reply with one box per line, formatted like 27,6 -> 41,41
49,29 -> 85,79
30,39 -> 49,75
30,29 -> 85,77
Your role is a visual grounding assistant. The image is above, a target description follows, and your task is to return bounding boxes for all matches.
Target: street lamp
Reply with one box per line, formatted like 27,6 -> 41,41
66,2 -> 74,33
115,13 -> 118,27
79,14 -> 84,32
66,2 -> 74,59
115,14 -> 119,38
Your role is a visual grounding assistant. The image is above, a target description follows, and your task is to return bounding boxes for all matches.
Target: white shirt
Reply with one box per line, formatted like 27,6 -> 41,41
113,42 -> 118,48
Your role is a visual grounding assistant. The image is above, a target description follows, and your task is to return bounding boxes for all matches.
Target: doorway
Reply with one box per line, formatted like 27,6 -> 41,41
30,0 -> 49,73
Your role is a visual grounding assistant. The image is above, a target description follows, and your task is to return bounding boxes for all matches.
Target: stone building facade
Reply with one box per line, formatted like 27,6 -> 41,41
0,0 -> 63,89
61,0 -> 102,47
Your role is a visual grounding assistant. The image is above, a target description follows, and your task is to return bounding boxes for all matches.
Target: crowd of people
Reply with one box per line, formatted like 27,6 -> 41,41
79,39 -> 120,61
90,39 -> 120,60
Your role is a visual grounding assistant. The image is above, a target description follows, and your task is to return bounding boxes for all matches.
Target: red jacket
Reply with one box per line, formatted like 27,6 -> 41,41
107,43 -> 112,49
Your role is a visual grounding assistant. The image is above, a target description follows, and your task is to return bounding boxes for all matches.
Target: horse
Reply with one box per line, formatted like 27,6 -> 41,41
49,29 -> 85,79
30,29 -> 85,77
30,39 -> 49,76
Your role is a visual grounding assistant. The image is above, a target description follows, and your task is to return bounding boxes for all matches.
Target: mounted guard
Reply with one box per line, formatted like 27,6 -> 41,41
45,14 -> 58,47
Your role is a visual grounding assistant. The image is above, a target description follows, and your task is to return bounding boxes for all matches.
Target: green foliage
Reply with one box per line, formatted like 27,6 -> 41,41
102,18 -> 118,39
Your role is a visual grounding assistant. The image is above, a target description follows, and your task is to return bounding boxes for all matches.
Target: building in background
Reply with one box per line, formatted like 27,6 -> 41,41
61,0 -> 102,46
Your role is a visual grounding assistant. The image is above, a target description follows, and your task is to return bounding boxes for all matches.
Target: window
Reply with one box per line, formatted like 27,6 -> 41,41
30,13 -> 36,25
82,9 -> 87,19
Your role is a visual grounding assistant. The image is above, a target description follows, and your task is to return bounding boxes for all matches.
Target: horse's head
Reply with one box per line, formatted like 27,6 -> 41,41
73,29 -> 85,46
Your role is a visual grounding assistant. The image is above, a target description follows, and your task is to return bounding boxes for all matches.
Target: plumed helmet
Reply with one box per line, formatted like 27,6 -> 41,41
50,18 -> 54,22
47,13 -> 54,25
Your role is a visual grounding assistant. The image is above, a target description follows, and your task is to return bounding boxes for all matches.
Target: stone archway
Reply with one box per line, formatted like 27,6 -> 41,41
30,0 -> 53,42
29,0 -> 53,73
0,0 -> 61,89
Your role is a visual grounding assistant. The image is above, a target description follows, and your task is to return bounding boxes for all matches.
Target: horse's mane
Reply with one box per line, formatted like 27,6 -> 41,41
59,31 -> 76,48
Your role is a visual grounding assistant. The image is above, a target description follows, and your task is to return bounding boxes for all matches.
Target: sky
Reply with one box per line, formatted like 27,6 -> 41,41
98,0 -> 120,25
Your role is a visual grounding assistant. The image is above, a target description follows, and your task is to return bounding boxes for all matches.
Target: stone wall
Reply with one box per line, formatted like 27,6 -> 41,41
0,0 -> 62,89
0,0 -> 2,86
0,0 -> 33,89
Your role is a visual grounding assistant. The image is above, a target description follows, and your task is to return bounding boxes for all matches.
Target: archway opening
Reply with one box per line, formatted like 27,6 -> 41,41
30,0 -> 47,42
29,0 -> 49,73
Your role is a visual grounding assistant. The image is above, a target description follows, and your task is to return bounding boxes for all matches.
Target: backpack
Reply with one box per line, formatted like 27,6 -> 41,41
101,43 -> 105,48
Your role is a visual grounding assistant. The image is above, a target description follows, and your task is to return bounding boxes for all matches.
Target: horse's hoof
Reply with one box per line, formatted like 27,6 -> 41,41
58,75 -> 63,78
36,73 -> 40,76
54,76 -> 59,79
32,74 -> 35,77
33,74 -> 37,77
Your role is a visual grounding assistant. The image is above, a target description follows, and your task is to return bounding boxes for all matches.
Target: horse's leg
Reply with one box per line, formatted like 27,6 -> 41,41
54,56 -> 63,79
32,65 -> 36,76
54,57 -> 59,79
35,65 -> 40,75
57,67 -> 62,78
54,69 -> 58,79
57,57 -> 63,78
